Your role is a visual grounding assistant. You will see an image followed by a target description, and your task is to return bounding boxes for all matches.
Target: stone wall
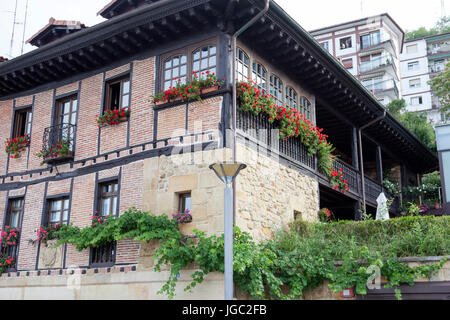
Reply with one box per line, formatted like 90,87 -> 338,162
142,147 -> 233,236
235,144 -> 320,242
0,268 -> 224,300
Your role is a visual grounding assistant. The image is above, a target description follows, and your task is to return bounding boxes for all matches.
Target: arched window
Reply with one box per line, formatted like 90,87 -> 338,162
299,96 -> 312,120
192,45 -> 217,78
163,55 -> 187,90
236,48 -> 250,81
270,75 -> 283,106
285,87 -> 298,110
252,62 -> 267,92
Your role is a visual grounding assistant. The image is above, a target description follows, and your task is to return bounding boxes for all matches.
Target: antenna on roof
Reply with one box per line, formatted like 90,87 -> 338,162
9,0 -> 19,58
442,0 -> 446,18
360,0 -> 364,16
21,0 -> 29,55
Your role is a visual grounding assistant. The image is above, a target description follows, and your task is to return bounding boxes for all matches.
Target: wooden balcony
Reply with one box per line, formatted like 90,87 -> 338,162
237,110 -> 385,206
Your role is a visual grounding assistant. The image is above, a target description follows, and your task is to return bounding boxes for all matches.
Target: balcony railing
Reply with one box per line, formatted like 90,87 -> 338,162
429,64 -> 445,73
42,123 -> 76,163
237,109 -> 315,169
359,55 -> 394,73
362,78 -> 398,95
359,34 -> 391,51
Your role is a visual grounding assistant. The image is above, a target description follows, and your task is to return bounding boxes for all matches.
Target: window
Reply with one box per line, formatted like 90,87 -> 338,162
6,198 -> 23,229
104,76 -> 130,111
252,62 -> 267,92
99,181 -> 119,217
179,193 -> 191,213
285,87 -> 298,110
299,96 -> 312,120
342,58 -> 353,69
409,78 -> 421,89
91,180 -> 119,267
408,61 -> 419,71
320,41 -> 329,52
161,42 -> 217,91
47,198 -> 70,226
410,96 -> 423,105
269,75 -> 283,106
236,48 -> 250,81
192,45 -> 217,78
163,55 -> 187,91
339,37 -> 352,49
406,44 -> 418,54
13,107 -> 32,138
2,198 -> 24,268
360,31 -> 381,49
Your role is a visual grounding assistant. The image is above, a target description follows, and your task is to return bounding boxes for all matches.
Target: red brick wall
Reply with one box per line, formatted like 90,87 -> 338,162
65,174 -> 95,268
129,58 -> 155,146
17,183 -> 46,270
157,105 -> 186,141
28,90 -> 54,170
0,54 -> 225,272
0,100 -> 13,175
76,73 -> 103,160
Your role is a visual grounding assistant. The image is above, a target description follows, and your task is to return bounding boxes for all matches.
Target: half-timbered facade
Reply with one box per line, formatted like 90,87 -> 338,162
0,0 -> 438,299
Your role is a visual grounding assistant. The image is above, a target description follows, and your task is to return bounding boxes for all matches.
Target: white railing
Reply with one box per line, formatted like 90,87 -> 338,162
360,54 -> 394,73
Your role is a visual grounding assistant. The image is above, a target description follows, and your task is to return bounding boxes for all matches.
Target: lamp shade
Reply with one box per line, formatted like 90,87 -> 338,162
209,162 -> 247,182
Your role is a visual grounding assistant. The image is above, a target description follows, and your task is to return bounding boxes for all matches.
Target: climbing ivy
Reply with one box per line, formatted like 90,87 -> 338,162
47,209 -> 447,300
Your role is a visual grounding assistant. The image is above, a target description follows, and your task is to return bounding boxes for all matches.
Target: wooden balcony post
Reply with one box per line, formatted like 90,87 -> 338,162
376,145 -> 383,185
351,127 -> 359,170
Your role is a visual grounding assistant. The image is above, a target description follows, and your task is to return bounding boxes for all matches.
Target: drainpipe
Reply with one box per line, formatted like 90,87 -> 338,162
231,0 -> 270,222
358,110 -> 386,215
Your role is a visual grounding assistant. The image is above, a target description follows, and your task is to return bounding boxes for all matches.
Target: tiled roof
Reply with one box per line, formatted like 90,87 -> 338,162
26,17 -> 87,46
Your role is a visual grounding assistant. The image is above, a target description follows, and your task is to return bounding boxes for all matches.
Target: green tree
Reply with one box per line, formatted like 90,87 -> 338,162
429,62 -> 450,119
386,99 -> 436,151
405,16 -> 450,40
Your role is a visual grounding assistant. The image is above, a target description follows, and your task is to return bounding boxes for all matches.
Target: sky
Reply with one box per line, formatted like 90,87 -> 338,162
0,0 -> 448,59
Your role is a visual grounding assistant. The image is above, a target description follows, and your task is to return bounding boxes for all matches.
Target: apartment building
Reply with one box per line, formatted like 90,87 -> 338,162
400,32 -> 450,124
0,0 -> 438,299
310,14 -> 404,106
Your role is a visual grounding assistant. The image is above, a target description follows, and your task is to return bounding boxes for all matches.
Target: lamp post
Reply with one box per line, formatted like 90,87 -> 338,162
209,162 -> 247,300
435,124 -> 450,204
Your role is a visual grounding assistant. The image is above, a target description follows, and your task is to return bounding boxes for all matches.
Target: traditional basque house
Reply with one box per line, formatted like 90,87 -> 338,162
0,0 -> 438,299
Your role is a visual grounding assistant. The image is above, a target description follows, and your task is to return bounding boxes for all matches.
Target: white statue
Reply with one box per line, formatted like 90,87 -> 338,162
376,192 -> 390,221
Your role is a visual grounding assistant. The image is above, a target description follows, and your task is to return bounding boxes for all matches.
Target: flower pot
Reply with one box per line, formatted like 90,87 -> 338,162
201,85 -> 220,95
434,203 -> 441,209
118,115 -> 129,123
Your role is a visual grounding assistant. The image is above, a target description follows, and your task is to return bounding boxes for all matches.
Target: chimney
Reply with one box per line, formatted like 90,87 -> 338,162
27,18 -> 87,47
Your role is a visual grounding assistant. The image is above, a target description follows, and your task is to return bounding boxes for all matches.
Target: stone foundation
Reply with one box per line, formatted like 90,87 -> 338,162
235,144 -> 320,242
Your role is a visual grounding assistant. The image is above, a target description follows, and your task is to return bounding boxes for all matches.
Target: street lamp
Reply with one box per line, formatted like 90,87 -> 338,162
209,162 -> 247,300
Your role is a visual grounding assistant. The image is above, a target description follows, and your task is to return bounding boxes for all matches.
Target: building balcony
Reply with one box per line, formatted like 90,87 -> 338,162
359,54 -> 396,75
362,79 -> 399,100
42,123 -> 76,164
358,38 -> 396,57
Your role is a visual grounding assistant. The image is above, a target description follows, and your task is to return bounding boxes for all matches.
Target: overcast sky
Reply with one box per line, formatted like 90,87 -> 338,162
0,0 -> 448,59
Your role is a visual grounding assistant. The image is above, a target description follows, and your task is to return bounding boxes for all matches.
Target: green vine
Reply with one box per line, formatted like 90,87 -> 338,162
45,209 -> 447,300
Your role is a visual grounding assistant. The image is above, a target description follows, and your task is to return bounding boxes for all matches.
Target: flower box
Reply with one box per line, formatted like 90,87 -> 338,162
5,135 -> 30,159
43,151 -> 73,164
97,108 -> 130,127
200,85 -> 220,95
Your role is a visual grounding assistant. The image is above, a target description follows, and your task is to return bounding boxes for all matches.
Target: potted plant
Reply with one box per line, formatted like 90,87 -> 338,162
96,107 -> 130,127
36,139 -> 73,164
4,135 -> 30,159
198,71 -> 222,95
172,209 -> 193,224
36,224 -> 68,247
318,208 -> 333,223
